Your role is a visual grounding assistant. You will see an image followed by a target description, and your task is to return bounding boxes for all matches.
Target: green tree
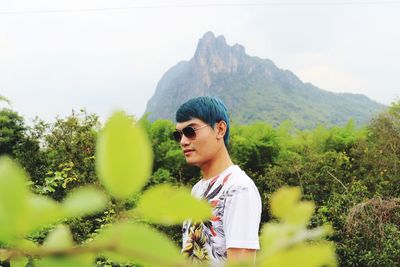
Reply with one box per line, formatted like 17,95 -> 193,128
0,95 -> 11,106
0,111 -> 336,267
230,123 -> 280,172
32,110 -> 100,201
367,101 -> 400,186
0,108 -> 26,156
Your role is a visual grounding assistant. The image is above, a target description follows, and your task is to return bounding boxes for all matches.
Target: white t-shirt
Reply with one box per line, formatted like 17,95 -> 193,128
182,165 -> 262,266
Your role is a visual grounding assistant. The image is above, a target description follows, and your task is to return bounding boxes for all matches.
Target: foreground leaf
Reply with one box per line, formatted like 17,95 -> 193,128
13,239 -> 38,250
0,249 -> 12,261
285,201 -> 315,226
259,223 -> 292,255
0,157 -> 29,242
92,222 -> 184,267
260,224 -> 333,255
96,111 -> 153,199
43,225 -> 73,249
36,225 -> 94,267
62,186 -> 108,218
258,242 -> 336,267
257,187 -> 337,267
10,257 -> 29,267
25,195 -> 63,234
134,184 -> 212,224
270,186 -> 301,222
36,254 -> 93,267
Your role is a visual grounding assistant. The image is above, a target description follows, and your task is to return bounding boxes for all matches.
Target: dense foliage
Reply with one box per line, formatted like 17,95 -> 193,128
1,101 -> 399,266
0,111 -> 334,267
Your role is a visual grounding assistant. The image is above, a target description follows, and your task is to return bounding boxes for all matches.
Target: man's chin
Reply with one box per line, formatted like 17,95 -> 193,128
185,158 -> 201,167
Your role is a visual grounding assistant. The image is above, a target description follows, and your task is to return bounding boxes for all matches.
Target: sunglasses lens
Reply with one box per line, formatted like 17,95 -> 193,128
173,126 -> 198,142
172,131 -> 182,142
182,127 -> 196,138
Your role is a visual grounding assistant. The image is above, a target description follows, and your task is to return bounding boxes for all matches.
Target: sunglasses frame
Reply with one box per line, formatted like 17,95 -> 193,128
173,124 -> 209,142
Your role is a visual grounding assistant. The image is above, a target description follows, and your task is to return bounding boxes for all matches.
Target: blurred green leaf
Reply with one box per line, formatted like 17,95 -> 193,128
62,186 -> 108,218
43,225 -> 73,249
260,223 -> 292,254
93,222 -> 184,267
37,225 -> 93,267
35,254 -> 93,267
0,249 -> 12,261
285,201 -> 314,226
96,111 -> 153,199
258,187 -> 337,267
134,184 -> 212,224
24,195 -> 63,234
10,257 -> 28,267
261,224 -> 333,256
270,187 -> 315,226
259,242 -> 336,267
0,156 -> 29,242
13,239 -> 38,250
291,226 -> 334,246
270,187 -> 301,221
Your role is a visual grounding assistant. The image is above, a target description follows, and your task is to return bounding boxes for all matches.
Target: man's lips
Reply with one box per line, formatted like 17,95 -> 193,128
183,149 -> 195,155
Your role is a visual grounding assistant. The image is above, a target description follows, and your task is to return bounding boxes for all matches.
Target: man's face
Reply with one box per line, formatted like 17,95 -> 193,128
175,118 -> 221,167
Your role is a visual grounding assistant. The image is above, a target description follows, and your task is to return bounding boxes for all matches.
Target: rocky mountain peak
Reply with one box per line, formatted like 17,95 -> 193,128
194,31 -> 246,58
192,31 -> 248,75
194,31 -> 226,58
144,32 -> 385,127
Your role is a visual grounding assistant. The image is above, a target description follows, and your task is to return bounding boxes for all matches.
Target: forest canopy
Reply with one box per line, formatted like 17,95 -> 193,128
0,100 -> 399,266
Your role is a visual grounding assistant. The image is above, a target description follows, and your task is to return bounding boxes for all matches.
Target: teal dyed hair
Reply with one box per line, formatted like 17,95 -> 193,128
176,96 -> 230,147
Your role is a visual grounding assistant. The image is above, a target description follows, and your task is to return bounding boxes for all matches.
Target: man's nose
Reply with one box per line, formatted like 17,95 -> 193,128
180,134 -> 190,147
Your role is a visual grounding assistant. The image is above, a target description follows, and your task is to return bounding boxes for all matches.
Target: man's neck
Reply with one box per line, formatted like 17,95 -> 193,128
200,146 -> 234,180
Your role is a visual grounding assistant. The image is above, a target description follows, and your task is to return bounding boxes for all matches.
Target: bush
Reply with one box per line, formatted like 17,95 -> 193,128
343,198 -> 400,266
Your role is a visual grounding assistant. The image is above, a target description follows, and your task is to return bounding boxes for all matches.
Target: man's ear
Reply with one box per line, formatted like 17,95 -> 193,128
215,121 -> 227,140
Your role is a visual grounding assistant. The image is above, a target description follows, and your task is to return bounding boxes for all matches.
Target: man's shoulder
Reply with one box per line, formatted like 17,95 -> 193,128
226,166 -> 257,189
191,179 -> 207,193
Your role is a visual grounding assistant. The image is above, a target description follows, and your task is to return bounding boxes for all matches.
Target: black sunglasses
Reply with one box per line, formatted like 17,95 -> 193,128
173,124 -> 208,142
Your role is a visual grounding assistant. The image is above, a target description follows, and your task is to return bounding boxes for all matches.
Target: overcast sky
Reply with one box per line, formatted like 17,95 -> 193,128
1,0 -> 399,123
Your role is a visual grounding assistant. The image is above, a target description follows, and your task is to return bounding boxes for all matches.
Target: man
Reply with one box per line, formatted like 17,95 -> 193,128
174,96 -> 262,266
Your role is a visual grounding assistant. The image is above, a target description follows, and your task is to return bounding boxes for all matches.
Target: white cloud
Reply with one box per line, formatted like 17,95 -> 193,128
288,52 -> 368,94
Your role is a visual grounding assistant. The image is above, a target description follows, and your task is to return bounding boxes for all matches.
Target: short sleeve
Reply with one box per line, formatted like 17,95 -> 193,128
223,184 -> 262,250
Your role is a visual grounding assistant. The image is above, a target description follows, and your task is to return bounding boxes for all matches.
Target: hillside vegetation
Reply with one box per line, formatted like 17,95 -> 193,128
145,32 -> 385,128
0,100 -> 399,266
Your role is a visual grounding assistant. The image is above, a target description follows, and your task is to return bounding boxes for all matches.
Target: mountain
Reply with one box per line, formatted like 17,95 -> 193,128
144,32 -> 385,128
